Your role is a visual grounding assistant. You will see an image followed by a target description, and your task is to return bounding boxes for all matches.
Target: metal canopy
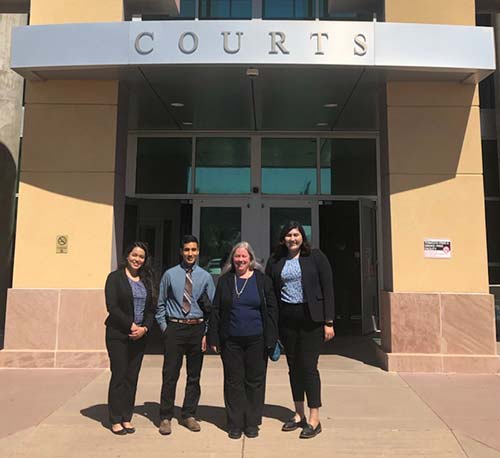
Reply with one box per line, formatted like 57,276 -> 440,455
9,19 -> 496,131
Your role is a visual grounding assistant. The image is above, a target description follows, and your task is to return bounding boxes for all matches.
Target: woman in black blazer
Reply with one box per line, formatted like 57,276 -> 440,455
265,221 -> 335,439
208,241 -> 278,440
104,242 -> 156,435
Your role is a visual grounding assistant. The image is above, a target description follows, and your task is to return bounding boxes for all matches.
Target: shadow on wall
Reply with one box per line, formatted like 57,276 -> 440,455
18,80 -> 128,206
382,86 -> 475,195
0,142 -> 17,348
19,81 -> 476,203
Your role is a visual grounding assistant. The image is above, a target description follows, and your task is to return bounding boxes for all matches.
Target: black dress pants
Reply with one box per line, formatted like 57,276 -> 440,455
279,302 -> 323,408
221,334 -> 267,430
106,332 -> 147,424
160,322 -> 205,420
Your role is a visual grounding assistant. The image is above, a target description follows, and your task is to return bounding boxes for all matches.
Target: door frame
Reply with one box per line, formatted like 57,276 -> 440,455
359,199 -> 379,334
192,196 -> 319,263
261,198 -> 319,260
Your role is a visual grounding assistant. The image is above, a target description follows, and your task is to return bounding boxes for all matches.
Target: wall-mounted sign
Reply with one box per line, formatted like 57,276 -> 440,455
424,239 -> 451,259
11,21 -> 495,82
56,235 -> 68,254
130,20 -> 373,66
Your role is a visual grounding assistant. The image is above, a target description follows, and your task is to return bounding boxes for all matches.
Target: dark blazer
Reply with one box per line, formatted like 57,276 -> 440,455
207,269 -> 278,349
104,268 -> 156,339
265,249 -> 335,323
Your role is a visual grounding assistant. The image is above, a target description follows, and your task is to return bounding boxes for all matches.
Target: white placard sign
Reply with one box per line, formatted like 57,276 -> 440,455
424,239 -> 451,259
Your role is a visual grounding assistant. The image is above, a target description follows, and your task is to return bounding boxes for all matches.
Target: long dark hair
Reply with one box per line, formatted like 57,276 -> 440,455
121,242 -> 158,302
272,221 -> 312,259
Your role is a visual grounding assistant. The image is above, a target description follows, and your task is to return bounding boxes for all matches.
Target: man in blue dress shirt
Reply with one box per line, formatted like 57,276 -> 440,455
156,235 -> 215,435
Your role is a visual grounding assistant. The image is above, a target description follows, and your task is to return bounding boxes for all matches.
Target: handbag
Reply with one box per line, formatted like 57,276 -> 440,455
269,340 -> 284,362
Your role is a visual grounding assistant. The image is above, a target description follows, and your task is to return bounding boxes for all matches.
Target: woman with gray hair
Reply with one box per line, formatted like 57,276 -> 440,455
208,241 -> 278,440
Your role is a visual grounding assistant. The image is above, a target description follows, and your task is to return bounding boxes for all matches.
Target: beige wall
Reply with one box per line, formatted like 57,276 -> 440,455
385,0 -> 476,25
30,0 -> 123,24
11,0 -> 126,289
387,82 -> 488,293
13,81 -> 121,288
386,82 -> 488,293
383,0 -> 489,293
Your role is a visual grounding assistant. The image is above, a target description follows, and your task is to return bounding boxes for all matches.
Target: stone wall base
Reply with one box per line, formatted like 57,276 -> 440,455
378,290 -> 499,373
1,288 -> 109,368
376,345 -> 500,373
0,350 -> 109,368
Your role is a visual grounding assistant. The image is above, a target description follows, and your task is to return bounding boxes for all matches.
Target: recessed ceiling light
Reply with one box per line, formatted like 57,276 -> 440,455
323,103 -> 338,108
182,121 -> 193,126
316,122 -> 329,127
171,102 -> 184,108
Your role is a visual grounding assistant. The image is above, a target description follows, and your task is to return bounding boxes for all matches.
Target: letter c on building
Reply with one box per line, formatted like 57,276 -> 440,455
135,32 -> 154,55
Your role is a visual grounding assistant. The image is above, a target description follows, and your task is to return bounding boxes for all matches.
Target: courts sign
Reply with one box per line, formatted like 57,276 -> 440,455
10,20 -> 495,80
128,20 -> 374,66
134,28 -> 368,58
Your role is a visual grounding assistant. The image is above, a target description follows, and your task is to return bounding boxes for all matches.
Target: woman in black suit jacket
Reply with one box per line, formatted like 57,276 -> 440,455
208,241 -> 278,440
266,221 -> 335,439
104,242 -> 156,435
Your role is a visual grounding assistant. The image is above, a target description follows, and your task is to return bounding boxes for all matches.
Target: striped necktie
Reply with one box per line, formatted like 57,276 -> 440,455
182,267 -> 193,315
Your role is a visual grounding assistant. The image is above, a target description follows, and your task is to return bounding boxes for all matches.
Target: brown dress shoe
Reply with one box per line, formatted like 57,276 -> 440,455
159,419 -> 172,435
179,417 -> 201,432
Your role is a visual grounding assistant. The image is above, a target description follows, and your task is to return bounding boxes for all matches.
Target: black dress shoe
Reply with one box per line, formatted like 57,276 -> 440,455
228,428 -> 242,439
111,427 -> 127,436
244,426 -> 259,438
299,422 -> 322,439
123,426 -> 136,434
281,416 -> 306,432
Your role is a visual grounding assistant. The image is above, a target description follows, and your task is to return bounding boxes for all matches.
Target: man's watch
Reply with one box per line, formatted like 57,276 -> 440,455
324,321 -> 334,328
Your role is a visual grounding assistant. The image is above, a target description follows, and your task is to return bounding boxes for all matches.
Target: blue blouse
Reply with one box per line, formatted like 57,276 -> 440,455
280,258 -> 304,303
128,278 -> 147,325
229,274 -> 263,337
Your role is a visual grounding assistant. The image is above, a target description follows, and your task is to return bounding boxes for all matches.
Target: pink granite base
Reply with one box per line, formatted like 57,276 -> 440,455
0,350 -> 109,368
1,288 -> 109,368
376,347 -> 500,373
55,351 -> 109,369
378,291 -> 500,373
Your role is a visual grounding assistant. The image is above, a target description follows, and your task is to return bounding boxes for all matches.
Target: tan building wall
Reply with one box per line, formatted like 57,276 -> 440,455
387,82 -> 489,293
30,0 -> 123,24
1,0 -> 125,368
379,1 -> 499,373
385,0 -> 475,25
13,80 -> 120,288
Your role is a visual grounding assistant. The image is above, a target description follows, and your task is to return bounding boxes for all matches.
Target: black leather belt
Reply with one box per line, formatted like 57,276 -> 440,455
168,317 -> 204,325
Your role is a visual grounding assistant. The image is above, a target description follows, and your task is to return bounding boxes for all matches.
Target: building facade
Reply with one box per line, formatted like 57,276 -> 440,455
1,0 -> 500,372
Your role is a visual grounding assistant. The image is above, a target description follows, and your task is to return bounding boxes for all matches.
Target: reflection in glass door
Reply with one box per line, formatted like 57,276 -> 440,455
193,203 -> 242,276
269,207 -> 313,254
263,201 -> 318,261
193,199 -> 319,273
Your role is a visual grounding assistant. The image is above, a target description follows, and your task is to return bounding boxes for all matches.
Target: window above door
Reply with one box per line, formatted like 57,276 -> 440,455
131,135 -> 377,197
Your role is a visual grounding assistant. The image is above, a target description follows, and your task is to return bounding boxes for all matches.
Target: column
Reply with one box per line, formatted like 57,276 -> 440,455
378,0 -> 499,372
0,0 -> 127,368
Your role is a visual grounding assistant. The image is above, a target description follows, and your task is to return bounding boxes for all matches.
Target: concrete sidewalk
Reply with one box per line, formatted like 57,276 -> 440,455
1,341 -> 500,458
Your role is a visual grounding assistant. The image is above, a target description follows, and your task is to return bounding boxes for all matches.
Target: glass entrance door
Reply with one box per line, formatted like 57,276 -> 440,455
262,200 -> 318,260
192,198 -> 248,275
193,198 -> 318,273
